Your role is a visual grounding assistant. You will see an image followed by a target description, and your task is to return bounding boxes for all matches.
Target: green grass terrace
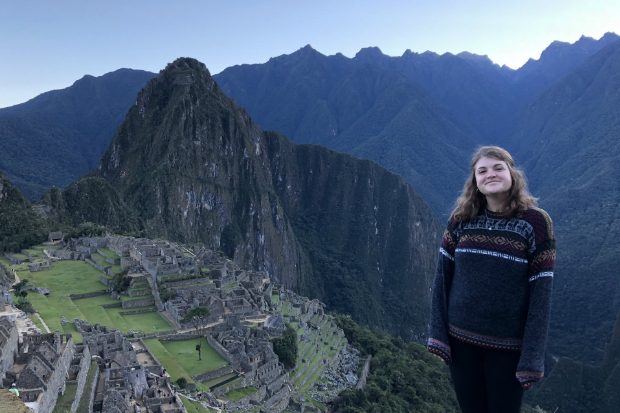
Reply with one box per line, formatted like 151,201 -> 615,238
143,338 -> 229,391
15,260 -> 171,340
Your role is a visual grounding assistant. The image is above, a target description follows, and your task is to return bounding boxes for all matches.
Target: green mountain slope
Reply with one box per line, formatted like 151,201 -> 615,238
0,171 -> 47,251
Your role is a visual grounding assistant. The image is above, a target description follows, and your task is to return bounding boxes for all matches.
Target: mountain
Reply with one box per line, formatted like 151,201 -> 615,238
513,32 -> 620,104
508,39 -> 620,362
214,46 -> 504,214
0,69 -> 156,200
0,171 -> 47,251
529,312 -> 620,413
46,58 -> 442,338
214,36 -> 619,215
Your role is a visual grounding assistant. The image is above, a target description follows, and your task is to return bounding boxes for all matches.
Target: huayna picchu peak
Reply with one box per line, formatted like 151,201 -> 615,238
46,57 -> 441,340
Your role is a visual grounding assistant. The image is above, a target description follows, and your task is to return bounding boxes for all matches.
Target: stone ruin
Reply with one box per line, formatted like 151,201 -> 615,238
1,324 -> 74,413
75,320 -> 184,413
2,234 -> 361,412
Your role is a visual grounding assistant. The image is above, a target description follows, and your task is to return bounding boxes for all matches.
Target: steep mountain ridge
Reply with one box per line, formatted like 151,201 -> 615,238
514,32 -> 620,103
216,47 -> 479,214
51,58 -> 441,338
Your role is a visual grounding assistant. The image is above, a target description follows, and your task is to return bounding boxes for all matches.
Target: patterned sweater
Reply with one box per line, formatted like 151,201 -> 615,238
427,207 -> 555,386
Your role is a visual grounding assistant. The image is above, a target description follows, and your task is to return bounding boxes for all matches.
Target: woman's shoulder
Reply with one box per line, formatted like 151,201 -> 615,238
518,207 -> 554,237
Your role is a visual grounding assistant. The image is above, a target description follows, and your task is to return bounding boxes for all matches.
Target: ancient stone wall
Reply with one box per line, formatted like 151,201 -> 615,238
192,365 -> 234,382
262,384 -> 292,413
69,291 -> 108,300
206,335 -> 233,362
121,298 -> 154,309
70,345 -> 91,413
84,363 -> 99,413
0,317 -> 18,381
38,337 -> 75,413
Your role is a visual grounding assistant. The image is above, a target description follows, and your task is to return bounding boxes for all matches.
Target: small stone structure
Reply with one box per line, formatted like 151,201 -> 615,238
0,316 -> 18,382
48,231 -> 64,244
2,331 -> 75,413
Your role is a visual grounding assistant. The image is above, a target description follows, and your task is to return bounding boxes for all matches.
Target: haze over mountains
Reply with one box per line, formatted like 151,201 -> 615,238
2,33 -> 620,410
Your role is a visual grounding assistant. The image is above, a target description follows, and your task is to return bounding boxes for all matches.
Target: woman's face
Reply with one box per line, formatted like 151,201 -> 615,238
474,156 -> 512,197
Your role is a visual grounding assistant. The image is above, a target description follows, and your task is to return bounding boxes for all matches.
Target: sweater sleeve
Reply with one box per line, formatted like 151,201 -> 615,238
427,219 -> 458,363
516,208 -> 556,387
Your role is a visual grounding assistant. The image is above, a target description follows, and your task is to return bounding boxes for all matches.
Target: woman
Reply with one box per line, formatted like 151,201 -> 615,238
427,146 -> 555,413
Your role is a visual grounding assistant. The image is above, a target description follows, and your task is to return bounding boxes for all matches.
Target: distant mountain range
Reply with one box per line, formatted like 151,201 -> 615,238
0,69 -> 156,200
1,33 -> 620,382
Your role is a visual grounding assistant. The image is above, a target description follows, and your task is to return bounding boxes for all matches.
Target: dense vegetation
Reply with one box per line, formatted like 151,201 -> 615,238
331,315 -> 458,413
0,172 -> 47,252
271,325 -> 298,369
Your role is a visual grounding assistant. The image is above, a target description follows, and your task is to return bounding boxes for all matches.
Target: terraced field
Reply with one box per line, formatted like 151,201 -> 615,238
273,293 -> 348,400
180,395 -> 218,413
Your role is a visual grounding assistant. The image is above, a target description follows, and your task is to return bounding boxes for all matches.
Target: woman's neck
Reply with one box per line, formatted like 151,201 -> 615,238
485,195 -> 508,213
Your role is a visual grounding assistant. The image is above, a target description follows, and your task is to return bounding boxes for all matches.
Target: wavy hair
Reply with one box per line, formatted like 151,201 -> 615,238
451,146 -> 537,222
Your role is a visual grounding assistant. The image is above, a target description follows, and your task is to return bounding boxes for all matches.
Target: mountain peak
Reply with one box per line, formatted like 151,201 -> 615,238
354,46 -> 386,60
456,51 -> 493,65
290,44 -> 324,59
161,57 -> 213,80
148,57 -> 220,99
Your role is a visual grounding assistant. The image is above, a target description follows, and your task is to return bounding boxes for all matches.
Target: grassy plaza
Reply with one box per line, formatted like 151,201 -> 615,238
15,259 -> 171,339
143,338 -> 228,381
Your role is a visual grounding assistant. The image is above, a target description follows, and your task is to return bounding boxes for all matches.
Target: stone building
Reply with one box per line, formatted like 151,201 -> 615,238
0,316 -> 18,382
4,332 -> 75,413
75,320 -> 184,413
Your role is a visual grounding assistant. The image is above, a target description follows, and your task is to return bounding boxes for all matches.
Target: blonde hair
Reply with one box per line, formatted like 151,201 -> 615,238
451,146 -> 537,222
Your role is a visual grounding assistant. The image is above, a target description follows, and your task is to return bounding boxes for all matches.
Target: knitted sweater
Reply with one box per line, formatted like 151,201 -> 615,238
427,207 -> 555,386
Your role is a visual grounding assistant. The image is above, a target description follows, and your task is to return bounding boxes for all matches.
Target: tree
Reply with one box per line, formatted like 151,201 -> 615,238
272,325 -> 298,369
182,306 -> 210,360
13,279 -> 31,304
13,279 -> 35,313
182,306 -> 210,326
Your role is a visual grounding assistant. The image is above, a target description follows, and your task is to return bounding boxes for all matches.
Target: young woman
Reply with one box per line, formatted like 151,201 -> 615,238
427,146 -> 555,413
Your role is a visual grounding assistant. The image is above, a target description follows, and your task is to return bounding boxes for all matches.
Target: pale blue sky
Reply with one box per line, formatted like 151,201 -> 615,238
1,0 -> 619,108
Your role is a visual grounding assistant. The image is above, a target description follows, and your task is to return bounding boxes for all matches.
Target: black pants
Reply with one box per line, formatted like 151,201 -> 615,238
449,338 -> 524,413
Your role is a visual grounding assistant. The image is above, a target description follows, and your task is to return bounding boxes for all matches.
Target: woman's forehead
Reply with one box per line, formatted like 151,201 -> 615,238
475,156 -> 507,169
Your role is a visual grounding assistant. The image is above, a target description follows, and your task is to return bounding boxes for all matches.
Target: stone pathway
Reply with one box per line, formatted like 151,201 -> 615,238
0,305 -> 41,334
35,313 -> 51,333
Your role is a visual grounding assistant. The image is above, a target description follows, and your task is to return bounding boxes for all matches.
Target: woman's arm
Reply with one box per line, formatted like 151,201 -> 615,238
516,208 -> 556,387
427,220 -> 458,363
